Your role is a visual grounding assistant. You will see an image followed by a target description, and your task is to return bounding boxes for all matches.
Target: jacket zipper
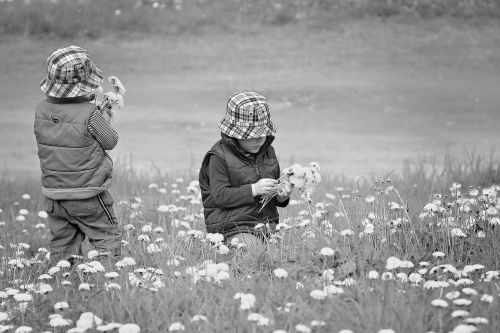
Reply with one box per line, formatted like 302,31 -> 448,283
254,163 -> 261,178
253,161 -> 263,218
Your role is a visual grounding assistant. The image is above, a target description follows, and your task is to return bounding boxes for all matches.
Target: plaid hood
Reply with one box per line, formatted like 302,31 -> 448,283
219,92 -> 276,139
40,45 -> 103,98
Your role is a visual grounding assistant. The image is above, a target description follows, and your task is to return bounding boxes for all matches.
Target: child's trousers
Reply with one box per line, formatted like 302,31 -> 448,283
44,191 -> 122,266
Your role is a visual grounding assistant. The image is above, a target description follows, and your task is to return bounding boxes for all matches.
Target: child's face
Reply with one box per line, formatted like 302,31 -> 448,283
237,136 -> 267,154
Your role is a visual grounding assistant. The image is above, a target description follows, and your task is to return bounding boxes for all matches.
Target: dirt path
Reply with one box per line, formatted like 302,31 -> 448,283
1,20 -> 500,178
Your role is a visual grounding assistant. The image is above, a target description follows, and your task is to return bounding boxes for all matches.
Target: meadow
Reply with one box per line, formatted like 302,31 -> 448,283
1,0 -> 500,332
1,155 -> 500,333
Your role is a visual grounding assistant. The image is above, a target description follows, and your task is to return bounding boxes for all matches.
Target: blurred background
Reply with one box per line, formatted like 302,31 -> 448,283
1,0 -> 500,179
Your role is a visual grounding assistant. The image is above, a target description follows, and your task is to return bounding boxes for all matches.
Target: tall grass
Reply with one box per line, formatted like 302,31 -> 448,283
0,154 -> 499,332
1,0 -> 500,39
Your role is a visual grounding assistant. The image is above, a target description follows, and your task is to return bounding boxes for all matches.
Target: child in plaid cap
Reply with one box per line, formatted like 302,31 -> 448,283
34,46 -> 121,265
199,92 -> 291,255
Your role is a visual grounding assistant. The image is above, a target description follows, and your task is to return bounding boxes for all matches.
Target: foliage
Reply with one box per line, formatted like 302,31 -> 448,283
1,0 -> 500,39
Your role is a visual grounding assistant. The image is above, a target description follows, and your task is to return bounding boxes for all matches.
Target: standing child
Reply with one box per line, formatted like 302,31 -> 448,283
34,46 -> 121,265
199,92 -> 291,255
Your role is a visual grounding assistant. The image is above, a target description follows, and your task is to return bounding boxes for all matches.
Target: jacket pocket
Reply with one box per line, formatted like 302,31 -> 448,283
60,197 -> 99,217
220,209 -> 233,233
97,191 -> 118,225
99,191 -> 114,205
44,197 -> 54,214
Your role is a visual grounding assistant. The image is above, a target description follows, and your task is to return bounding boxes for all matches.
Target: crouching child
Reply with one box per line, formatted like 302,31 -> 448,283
199,92 -> 291,256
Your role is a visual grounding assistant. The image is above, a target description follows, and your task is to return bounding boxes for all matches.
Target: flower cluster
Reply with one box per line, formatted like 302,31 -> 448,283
260,162 -> 321,210
97,76 -> 126,121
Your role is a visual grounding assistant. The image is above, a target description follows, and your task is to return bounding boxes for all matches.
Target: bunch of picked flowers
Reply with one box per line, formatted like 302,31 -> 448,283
260,162 -> 321,211
96,76 -> 126,121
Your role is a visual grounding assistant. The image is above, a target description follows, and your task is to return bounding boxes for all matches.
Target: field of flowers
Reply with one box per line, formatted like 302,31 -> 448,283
0,158 -> 499,333
1,0 -> 500,38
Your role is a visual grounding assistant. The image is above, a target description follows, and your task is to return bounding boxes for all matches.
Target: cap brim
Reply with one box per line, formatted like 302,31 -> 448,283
40,61 -> 103,98
219,118 -> 276,139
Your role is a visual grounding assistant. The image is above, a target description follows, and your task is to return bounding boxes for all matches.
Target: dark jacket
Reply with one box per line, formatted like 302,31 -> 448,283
34,97 -> 113,200
199,133 -> 289,237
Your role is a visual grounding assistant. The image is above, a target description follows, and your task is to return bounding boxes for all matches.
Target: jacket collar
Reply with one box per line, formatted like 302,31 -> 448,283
221,133 -> 274,161
46,94 -> 96,104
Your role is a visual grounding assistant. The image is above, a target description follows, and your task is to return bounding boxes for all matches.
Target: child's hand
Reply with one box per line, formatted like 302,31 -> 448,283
276,182 -> 292,200
252,178 -> 278,197
101,109 -> 112,124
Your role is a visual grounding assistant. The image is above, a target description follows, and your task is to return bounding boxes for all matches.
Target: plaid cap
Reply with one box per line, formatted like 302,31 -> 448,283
219,92 -> 276,139
40,45 -> 103,98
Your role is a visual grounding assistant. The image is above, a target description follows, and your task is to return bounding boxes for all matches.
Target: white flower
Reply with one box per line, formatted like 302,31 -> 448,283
19,209 -> 29,215
365,196 -> 375,203
49,314 -> 72,327
449,324 -> 477,333
451,228 -> 466,238
320,247 -> 335,256
445,291 -> 460,300
431,299 -> 448,308
342,277 -> 356,286
137,235 -> 150,242
15,326 -> 33,333
0,312 -> 10,323
13,293 -> 32,302
461,288 -> 477,296
310,289 -> 327,300
168,322 -> 185,331
38,211 -> 48,218
78,283 -> 92,291
273,268 -> 288,278
340,229 -> 354,236
423,280 -> 449,289
323,285 -> 344,295
153,227 -> 164,233
118,323 -> 141,333
54,301 -> 69,310
216,244 -> 229,255
190,315 -> 207,322
16,215 -> 26,222
378,330 -> 396,333
432,251 -> 445,258
310,320 -> 326,327
247,313 -> 269,326
206,233 -> 224,244
295,324 -> 311,333
116,257 -> 136,268
453,298 -> 472,306
480,294 -> 493,303
408,273 -> 423,284
105,283 -> 122,291
368,270 -> 379,279
104,272 -> 120,279
234,293 -> 256,310
322,269 -> 335,281
463,317 -> 488,325
451,310 -> 469,318
424,203 -> 438,212
147,243 -> 162,254
385,256 -> 402,270
56,260 -> 71,268
141,224 -> 152,233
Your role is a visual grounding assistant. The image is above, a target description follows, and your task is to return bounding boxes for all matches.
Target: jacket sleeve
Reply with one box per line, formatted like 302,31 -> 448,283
208,155 -> 255,208
87,109 -> 119,150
